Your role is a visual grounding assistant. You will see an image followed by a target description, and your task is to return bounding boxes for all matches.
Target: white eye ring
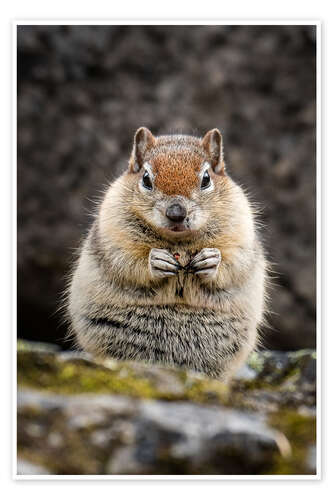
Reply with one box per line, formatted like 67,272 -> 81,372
201,170 -> 211,190
200,162 -> 214,192
142,170 -> 153,190
138,162 -> 154,193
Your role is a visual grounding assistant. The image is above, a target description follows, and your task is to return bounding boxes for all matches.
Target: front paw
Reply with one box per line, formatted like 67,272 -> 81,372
190,248 -> 221,280
149,248 -> 181,279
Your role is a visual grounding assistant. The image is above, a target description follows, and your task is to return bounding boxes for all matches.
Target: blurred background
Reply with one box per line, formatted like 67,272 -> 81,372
17,25 -> 316,351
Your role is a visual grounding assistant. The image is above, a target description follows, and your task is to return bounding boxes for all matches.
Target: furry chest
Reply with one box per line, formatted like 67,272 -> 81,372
84,305 -> 249,377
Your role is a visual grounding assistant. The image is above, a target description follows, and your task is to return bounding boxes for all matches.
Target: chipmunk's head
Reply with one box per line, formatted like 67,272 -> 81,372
127,127 -> 228,239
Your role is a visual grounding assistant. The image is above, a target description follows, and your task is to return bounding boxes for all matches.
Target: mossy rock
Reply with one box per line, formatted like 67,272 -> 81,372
17,343 -> 317,475
266,410 -> 316,474
17,348 -> 230,405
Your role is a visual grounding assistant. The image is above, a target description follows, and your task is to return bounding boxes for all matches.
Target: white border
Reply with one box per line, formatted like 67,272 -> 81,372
316,20 -> 322,481
13,20 -> 321,481
15,20 -> 319,25
12,17 -> 18,486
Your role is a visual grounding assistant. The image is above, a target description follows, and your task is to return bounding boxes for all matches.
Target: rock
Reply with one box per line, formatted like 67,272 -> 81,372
233,363 -> 257,381
17,458 -> 51,475
233,350 -> 316,412
106,400 -> 291,475
18,389 -> 288,475
306,445 -> 317,474
246,349 -> 317,388
17,26 -> 316,350
17,343 -> 316,475
17,339 -> 61,353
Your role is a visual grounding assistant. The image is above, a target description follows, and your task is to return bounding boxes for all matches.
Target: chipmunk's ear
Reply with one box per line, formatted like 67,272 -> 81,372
201,128 -> 225,174
129,127 -> 156,173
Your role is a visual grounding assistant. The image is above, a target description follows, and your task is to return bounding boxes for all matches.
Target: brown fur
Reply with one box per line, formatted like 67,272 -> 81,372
145,135 -> 210,197
153,152 -> 203,197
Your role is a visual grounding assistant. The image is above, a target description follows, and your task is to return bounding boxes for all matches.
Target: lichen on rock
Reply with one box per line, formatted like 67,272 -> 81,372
17,341 -> 316,476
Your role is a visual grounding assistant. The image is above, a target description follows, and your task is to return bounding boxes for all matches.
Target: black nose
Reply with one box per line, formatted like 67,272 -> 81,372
166,203 -> 187,222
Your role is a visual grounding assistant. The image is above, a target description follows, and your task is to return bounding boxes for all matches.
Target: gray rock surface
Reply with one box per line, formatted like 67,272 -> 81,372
17,458 -> 51,475
17,25 -> 316,350
18,389 -> 289,475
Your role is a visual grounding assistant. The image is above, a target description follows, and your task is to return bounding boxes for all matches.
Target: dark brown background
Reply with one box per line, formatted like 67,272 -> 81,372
17,25 -> 316,350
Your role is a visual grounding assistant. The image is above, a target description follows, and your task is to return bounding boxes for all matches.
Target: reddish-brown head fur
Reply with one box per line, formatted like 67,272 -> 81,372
152,152 -> 202,197
129,127 -> 225,198
147,136 -> 207,197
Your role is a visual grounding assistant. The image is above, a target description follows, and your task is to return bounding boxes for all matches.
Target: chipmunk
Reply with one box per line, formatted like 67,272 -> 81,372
67,127 -> 267,381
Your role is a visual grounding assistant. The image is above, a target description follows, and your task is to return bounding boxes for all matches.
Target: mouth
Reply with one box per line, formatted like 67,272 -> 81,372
169,223 -> 187,232
161,222 -> 194,236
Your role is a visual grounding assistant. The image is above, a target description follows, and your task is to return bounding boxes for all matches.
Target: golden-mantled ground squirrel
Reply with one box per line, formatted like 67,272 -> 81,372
68,127 -> 267,380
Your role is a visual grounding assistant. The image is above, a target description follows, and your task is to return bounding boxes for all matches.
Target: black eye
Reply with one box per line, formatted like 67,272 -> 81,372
201,170 -> 211,190
142,171 -> 153,190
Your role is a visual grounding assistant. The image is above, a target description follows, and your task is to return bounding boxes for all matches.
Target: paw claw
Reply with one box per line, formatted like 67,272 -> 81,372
189,248 -> 221,280
149,248 -> 179,279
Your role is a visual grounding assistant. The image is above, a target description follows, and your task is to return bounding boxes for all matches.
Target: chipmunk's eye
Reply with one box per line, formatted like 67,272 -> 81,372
201,170 -> 211,190
142,171 -> 153,190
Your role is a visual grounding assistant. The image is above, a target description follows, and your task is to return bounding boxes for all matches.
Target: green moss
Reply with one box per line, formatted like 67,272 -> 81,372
17,339 -> 60,353
18,351 -> 162,399
288,349 -> 316,361
17,351 -> 230,404
182,376 -> 229,404
247,351 -> 265,373
237,351 -> 315,392
266,410 -> 316,475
